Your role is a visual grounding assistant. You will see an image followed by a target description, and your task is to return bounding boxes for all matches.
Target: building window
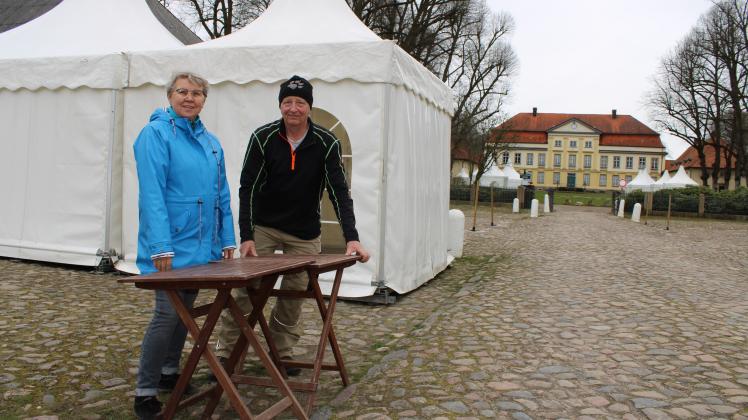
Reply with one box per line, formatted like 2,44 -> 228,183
502,151 -> 509,164
639,157 -> 646,170
538,172 -> 545,184
625,175 -> 633,183
569,140 -> 577,148
553,154 -> 561,167
599,174 -> 607,187
554,139 -> 562,147
526,153 -> 534,166
625,156 -> 634,169
612,175 -> 620,186
651,158 -> 659,171
584,155 -> 592,169
538,153 -> 546,167
583,173 -> 590,186
585,140 -> 592,149
553,172 -> 561,185
613,156 -> 621,169
514,153 -> 522,165
600,156 -> 608,169
568,154 -> 577,168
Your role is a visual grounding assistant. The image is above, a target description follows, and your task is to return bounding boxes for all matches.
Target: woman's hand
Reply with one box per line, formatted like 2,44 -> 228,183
223,248 -> 235,260
154,256 -> 173,272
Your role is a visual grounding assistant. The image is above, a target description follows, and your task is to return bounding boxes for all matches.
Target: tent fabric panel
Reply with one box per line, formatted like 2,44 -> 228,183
120,81 -> 383,298
127,41 -> 454,115
383,86 -> 451,294
0,88 -> 112,264
0,53 -> 128,91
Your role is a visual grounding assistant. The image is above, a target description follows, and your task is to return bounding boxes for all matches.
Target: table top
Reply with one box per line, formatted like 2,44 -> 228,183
118,254 -> 360,289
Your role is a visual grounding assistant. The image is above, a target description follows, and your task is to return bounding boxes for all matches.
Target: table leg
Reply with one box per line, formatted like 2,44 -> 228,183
226,277 -> 309,419
162,289 -> 252,419
304,267 -> 349,413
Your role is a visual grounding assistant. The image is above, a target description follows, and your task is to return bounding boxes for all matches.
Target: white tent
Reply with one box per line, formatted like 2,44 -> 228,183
653,170 -> 671,190
664,166 -> 699,189
625,169 -> 657,192
480,164 -> 507,187
0,0 -> 187,265
502,163 -> 523,189
118,0 -> 456,297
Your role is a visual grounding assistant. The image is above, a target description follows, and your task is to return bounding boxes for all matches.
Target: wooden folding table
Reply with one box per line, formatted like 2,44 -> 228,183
120,256 -> 315,420
233,254 -> 361,414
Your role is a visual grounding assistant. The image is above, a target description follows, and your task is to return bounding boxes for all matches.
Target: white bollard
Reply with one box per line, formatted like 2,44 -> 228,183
447,209 -> 465,257
631,203 -> 641,223
512,198 -> 519,213
543,194 -> 550,213
530,199 -> 539,218
617,199 -> 625,217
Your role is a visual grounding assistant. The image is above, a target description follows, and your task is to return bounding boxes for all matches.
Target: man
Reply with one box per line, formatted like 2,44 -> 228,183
214,75 -> 369,376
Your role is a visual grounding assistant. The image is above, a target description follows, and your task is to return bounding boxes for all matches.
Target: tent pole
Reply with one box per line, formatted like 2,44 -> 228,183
100,89 -> 119,267
373,84 -> 392,291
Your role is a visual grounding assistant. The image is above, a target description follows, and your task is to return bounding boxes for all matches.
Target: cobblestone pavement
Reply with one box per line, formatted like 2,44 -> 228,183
1,204 -> 747,419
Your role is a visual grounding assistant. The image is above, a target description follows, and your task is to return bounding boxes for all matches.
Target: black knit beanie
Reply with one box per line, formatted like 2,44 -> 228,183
278,75 -> 313,106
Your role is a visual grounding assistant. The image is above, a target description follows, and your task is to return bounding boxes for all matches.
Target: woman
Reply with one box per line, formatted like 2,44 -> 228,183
132,72 -> 236,420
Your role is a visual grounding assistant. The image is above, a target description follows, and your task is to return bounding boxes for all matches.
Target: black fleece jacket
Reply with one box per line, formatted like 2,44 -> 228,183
238,118 -> 359,243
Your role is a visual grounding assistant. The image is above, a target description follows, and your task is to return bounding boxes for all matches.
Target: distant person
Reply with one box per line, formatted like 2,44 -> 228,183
213,75 -> 369,376
132,72 -> 236,420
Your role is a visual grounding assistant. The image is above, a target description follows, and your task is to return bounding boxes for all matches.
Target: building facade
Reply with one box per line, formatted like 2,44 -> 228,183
492,110 -> 666,190
666,142 -> 739,190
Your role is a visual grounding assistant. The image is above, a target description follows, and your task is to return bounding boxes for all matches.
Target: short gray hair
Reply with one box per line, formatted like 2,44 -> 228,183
166,72 -> 209,97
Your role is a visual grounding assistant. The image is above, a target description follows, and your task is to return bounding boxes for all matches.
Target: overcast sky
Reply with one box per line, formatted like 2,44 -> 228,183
484,0 -> 715,159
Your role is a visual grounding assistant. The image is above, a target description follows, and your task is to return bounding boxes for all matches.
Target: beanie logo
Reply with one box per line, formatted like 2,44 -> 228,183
288,80 -> 305,90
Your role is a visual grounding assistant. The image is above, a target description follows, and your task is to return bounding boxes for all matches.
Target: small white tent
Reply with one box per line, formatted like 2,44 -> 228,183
118,0 -> 456,297
0,0 -> 188,265
664,166 -> 699,189
480,164 -> 507,187
625,169 -> 657,192
654,170 -> 671,190
502,163 -> 523,189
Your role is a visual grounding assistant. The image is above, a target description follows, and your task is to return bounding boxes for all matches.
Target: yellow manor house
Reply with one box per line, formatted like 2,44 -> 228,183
491,109 -> 666,190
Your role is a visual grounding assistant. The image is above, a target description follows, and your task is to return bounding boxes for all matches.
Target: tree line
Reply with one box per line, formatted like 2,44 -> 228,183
649,0 -> 748,189
161,0 -> 517,181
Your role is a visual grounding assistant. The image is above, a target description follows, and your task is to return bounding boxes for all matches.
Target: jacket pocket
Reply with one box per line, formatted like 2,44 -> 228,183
169,208 -> 191,235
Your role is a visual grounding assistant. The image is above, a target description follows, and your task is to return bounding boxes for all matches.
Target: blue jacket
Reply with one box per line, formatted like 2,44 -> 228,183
134,107 -> 236,274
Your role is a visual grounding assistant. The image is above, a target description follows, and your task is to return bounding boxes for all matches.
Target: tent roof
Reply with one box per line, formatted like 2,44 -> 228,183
127,0 -> 455,114
502,164 -> 521,179
654,170 -> 671,185
0,0 -> 192,59
195,0 -> 380,48
625,169 -> 656,191
665,166 -> 699,188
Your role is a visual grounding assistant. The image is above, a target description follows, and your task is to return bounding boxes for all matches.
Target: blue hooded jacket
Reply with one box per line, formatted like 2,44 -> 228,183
134,107 -> 236,274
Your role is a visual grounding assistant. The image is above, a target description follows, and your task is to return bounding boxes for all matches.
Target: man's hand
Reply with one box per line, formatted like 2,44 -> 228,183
345,241 -> 370,263
223,248 -> 235,260
154,256 -> 172,272
240,240 -> 258,257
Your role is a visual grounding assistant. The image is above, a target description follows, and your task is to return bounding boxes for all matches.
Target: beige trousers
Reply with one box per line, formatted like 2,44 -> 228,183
214,225 -> 320,359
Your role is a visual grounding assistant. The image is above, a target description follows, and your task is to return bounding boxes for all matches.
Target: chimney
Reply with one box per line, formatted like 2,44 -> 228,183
612,109 -> 617,118
532,107 -> 537,116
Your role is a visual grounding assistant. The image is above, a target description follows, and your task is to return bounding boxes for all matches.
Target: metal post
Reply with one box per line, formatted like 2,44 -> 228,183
666,192 -> 672,230
490,184 -> 495,226
471,181 -> 479,231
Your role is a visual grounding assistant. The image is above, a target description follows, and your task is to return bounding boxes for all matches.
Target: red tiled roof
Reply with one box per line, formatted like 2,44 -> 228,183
600,134 -> 662,148
492,112 -> 664,149
452,146 -> 481,164
666,142 -> 736,171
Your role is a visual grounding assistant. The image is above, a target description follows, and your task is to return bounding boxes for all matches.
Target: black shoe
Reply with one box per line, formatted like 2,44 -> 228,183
158,373 -> 196,395
133,395 -> 162,420
207,356 -> 229,382
281,356 -> 302,377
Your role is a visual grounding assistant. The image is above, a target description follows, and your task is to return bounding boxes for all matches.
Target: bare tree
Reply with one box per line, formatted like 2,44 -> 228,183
164,0 -> 270,38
